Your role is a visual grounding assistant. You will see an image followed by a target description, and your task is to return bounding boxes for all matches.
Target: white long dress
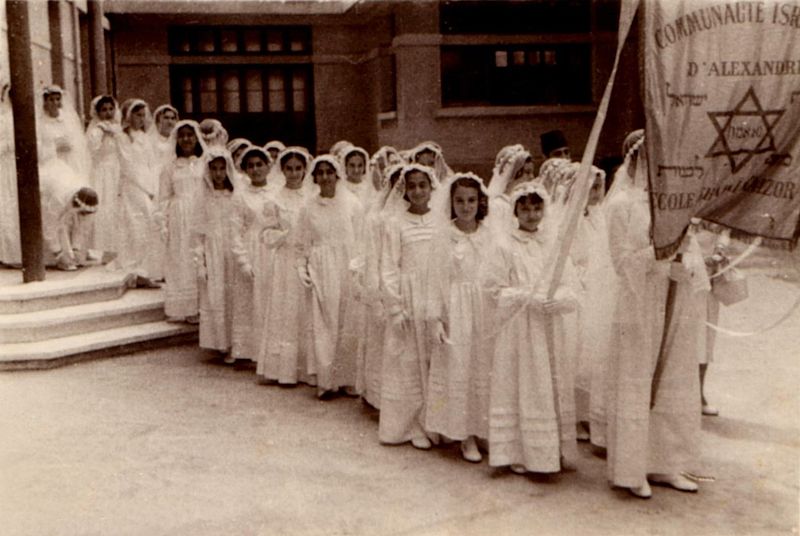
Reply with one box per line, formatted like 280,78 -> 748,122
0,89 -> 20,265
295,192 -> 360,391
38,112 -> 89,181
570,206 -> 617,448
483,228 -> 577,472
148,132 -> 173,280
86,121 -> 122,253
378,210 -> 437,444
359,208 -> 389,408
230,183 -> 281,361
117,130 -> 159,275
604,188 -> 702,488
194,185 -> 236,352
343,179 -> 375,212
40,174 -> 93,265
256,185 -> 313,384
159,155 -> 205,318
425,222 -> 493,441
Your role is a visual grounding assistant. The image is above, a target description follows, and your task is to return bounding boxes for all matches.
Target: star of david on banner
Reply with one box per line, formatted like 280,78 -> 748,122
644,1 -> 800,258
706,87 -> 784,173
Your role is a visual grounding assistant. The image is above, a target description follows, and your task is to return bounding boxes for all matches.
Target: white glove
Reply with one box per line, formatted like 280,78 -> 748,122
431,320 -> 452,345
296,265 -> 313,288
241,263 -> 255,279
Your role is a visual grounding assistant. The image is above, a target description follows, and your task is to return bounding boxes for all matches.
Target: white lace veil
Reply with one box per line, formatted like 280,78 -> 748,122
120,98 -> 153,139
151,104 -> 179,136
604,129 -> 646,209
36,84 -> 91,179
537,157 -> 572,196
199,118 -> 229,149
490,144 -> 526,187
202,146 -> 238,192
432,171 -> 491,228
341,145 -> 371,184
382,163 -> 439,218
165,119 -> 207,163
238,146 -> 272,186
487,148 -> 533,198
507,181 -> 555,241
87,95 -> 121,129
274,145 -> 315,194
409,141 -> 453,183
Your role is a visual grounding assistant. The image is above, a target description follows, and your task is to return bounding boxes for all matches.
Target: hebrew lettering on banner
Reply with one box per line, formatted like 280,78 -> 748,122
645,0 -> 800,258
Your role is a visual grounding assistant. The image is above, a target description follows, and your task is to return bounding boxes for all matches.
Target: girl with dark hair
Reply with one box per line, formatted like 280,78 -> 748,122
425,173 -> 494,463
341,146 -> 373,210
256,147 -> 315,384
230,147 -> 284,363
193,148 -> 237,360
357,163 -> 406,408
378,164 -> 440,449
86,95 -> 122,254
295,155 -> 362,397
158,120 -> 207,322
483,183 -> 580,476
117,99 -> 160,287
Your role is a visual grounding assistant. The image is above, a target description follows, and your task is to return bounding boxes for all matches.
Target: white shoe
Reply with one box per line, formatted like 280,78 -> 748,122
648,473 -> 699,492
702,403 -> 719,416
411,436 -> 432,450
460,438 -> 482,463
629,481 -> 652,499
510,464 -> 527,474
223,354 -> 236,365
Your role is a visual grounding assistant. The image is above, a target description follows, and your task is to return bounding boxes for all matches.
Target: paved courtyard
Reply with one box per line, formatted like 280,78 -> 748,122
1,274 -> 798,536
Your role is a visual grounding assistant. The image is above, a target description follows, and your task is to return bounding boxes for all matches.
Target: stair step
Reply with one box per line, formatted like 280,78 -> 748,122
0,321 -> 198,368
0,290 -> 166,343
0,270 -> 135,314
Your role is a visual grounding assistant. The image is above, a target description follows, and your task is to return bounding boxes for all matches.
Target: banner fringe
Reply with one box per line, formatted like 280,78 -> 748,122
697,219 -> 798,251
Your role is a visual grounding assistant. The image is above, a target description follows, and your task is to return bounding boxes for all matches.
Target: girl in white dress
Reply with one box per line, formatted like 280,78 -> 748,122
85,95 -> 122,255
409,141 -> 452,184
263,140 -> 286,163
295,155 -> 362,397
230,147 -> 284,363
37,85 -> 90,182
425,172 -> 494,463
151,104 -> 179,167
483,183 -> 578,475
604,131 -> 702,498
378,164 -> 439,449
0,67 -> 19,265
360,164 -> 405,408
341,146 -> 374,210
369,146 -> 402,192
148,104 -> 179,280
256,147 -> 314,384
487,148 -> 536,235
37,86 -> 93,269
117,99 -> 160,285
193,147 -> 237,358
158,120 -> 207,322
568,171 -> 617,448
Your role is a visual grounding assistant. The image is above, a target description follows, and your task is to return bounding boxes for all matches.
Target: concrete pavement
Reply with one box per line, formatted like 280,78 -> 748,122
1,274 -> 798,536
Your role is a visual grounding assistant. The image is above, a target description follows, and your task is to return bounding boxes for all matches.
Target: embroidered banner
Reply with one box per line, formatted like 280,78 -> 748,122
644,0 -> 800,258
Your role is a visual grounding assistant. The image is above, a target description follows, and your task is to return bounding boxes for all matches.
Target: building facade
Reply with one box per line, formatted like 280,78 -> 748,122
107,0 -> 643,177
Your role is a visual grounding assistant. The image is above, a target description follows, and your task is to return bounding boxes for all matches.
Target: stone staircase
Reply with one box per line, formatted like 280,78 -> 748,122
0,267 -> 197,370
